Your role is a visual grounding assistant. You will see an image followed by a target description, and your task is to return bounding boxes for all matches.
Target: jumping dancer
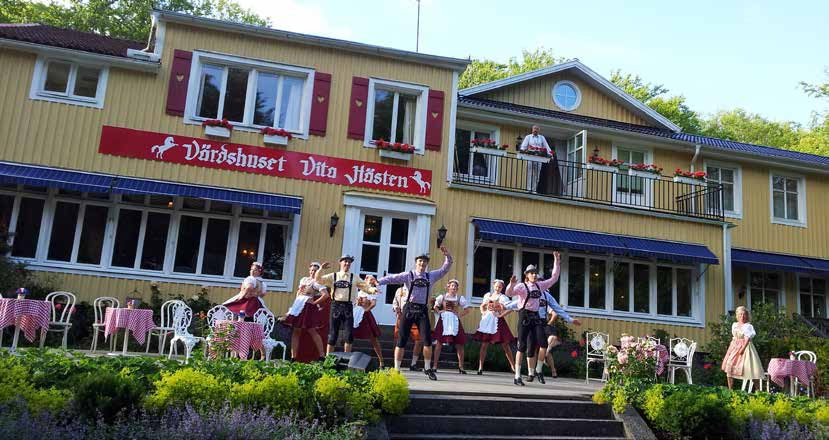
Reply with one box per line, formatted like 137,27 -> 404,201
283,262 -> 329,360
317,256 -> 375,354
473,279 -> 516,375
373,246 -> 453,381
352,289 -> 385,368
224,261 -> 268,319
392,286 -> 423,370
529,289 -> 579,381
432,279 -> 470,374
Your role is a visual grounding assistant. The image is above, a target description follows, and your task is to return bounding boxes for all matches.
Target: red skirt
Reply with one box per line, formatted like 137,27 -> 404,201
474,317 -> 515,344
225,296 -> 263,317
284,301 -> 323,329
432,317 -> 467,345
353,309 -> 381,339
294,301 -> 330,363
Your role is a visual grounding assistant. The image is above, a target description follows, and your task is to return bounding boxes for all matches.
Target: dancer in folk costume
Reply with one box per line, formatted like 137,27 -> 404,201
224,261 -> 268,319
530,289 -> 578,381
283,262 -> 329,361
373,246 -> 453,381
393,286 -> 423,371
473,279 -> 516,375
352,289 -> 385,368
722,306 -> 765,390
432,279 -> 471,374
316,256 -> 376,354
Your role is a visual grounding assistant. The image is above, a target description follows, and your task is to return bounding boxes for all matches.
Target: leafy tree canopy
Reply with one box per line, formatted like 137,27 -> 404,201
458,47 -> 566,90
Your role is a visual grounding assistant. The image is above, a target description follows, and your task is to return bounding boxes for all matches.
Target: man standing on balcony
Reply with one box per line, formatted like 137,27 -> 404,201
520,125 -> 554,193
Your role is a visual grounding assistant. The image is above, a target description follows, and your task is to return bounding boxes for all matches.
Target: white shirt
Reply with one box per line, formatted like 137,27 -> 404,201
732,322 -> 756,339
435,293 -> 469,310
243,276 -> 267,294
520,133 -> 552,155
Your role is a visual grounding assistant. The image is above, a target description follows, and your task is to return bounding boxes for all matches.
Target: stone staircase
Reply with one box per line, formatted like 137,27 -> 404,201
387,391 -> 628,439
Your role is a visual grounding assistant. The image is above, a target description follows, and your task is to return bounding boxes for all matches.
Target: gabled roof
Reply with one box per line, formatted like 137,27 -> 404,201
0,23 -> 144,58
460,60 -> 682,133
459,95 -> 829,169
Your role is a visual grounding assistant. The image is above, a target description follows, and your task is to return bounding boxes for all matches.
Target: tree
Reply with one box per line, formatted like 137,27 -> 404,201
800,68 -> 829,100
699,109 -> 801,149
458,47 -> 566,89
0,0 -> 270,42
609,70 -> 703,133
795,113 -> 829,157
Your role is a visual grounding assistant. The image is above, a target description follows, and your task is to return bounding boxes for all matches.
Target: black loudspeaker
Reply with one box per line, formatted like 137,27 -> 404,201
329,351 -> 378,372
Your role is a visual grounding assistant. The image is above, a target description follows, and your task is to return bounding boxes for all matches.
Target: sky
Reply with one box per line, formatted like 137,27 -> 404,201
233,0 -> 829,127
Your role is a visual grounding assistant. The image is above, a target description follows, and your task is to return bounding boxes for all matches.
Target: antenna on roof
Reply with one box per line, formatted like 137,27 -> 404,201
415,0 -> 421,52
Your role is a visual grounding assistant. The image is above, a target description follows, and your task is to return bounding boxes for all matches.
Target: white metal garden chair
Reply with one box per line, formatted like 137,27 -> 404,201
585,332 -> 610,383
794,350 -> 817,398
39,291 -> 76,349
206,304 -> 234,327
146,299 -> 186,355
168,304 -> 203,361
667,338 -> 697,384
89,296 -> 119,352
253,308 -> 286,361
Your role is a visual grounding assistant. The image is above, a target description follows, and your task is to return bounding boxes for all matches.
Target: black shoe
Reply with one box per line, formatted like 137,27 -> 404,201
409,364 -> 423,371
527,374 -> 534,382
458,368 -> 467,375
425,369 -> 437,381
477,369 -> 483,375
514,377 -> 525,386
536,372 -> 546,384
550,368 -> 558,379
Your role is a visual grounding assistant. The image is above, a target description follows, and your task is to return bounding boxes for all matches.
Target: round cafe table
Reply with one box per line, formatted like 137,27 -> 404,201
767,358 -> 818,395
104,308 -> 156,355
210,320 -> 265,360
0,298 -> 52,352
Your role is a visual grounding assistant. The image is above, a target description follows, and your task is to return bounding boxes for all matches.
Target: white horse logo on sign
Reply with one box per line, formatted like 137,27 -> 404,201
151,136 -> 178,159
411,171 -> 431,194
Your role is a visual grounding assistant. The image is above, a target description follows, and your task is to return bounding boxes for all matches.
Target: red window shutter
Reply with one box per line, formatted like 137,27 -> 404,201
165,49 -> 193,116
309,72 -> 332,136
347,76 -> 369,140
425,89 -> 445,151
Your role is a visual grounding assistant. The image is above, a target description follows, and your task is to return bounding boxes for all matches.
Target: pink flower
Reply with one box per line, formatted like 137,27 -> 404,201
55,303 -> 63,310
617,352 -> 629,365
703,363 -> 712,370
578,339 -> 586,347
70,306 -> 76,314
570,350 -> 578,359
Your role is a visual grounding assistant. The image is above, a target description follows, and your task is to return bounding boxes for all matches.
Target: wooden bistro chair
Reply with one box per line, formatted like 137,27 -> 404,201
39,291 -> 76,349
89,296 -> 120,352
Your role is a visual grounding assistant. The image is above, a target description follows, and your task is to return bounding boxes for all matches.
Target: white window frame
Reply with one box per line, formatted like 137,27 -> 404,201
183,51 -> 315,139
364,78 -> 429,154
746,270 -> 785,310
29,56 -> 109,109
552,80 -> 582,111
797,275 -> 828,319
2,187 -> 300,291
703,161 -> 742,219
612,143 -> 654,208
455,121 -> 501,184
769,172 -> 807,228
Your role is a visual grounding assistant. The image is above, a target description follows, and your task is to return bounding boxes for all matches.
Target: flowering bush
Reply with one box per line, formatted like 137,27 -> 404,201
373,139 -> 415,154
206,321 -> 238,359
260,127 -> 293,140
202,118 -> 233,130
470,138 -> 509,150
628,163 -> 663,175
674,169 -> 707,180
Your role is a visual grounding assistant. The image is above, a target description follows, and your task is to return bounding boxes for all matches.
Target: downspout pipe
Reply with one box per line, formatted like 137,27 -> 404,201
690,144 -> 701,172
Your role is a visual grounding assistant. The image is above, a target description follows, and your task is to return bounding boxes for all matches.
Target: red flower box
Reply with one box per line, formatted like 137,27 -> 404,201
202,118 -> 234,130
373,139 -> 415,154
260,127 -> 294,140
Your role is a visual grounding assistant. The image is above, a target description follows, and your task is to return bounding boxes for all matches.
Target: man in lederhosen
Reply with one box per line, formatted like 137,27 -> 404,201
317,255 -> 376,355
373,246 -> 453,380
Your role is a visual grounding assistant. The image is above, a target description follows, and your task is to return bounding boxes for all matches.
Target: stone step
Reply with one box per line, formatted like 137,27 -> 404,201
390,435 -> 628,440
387,415 -> 626,438
406,394 -> 613,420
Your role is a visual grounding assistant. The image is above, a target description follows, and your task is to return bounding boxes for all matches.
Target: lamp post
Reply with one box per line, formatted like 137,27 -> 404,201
436,224 -> 447,248
329,212 -> 339,237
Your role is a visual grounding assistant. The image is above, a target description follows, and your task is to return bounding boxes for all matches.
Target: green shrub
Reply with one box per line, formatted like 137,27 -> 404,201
230,373 -> 305,416
145,368 -> 225,410
655,388 -> 736,439
314,374 -> 353,421
369,369 -> 409,415
0,356 -> 70,415
641,383 -> 666,422
71,371 -> 144,422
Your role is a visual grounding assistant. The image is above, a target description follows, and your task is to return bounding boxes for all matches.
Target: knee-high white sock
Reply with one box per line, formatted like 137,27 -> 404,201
515,364 -> 522,379
424,360 -> 431,371
394,359 -> 401,370
536,361 -> 544,373
411,353 -> 419,364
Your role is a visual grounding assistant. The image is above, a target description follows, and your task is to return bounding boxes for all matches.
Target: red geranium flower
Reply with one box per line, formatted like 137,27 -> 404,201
703,363 -> 712,370
570,350 -> 578,359
579,339 -> 586,347
55,303 -> 63,310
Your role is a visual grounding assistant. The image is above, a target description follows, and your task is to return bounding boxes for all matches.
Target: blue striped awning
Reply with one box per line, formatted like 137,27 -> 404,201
472,219 -> 719,265
0,162 -> 302,214
732,248 -> 829,275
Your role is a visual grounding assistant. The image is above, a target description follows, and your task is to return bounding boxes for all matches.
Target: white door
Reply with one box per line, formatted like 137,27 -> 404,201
353,213 -> 415,325
564,130 -> 587,197
613,147 -> 653,208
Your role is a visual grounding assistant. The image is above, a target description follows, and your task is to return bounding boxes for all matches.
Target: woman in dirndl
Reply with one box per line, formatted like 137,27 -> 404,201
722,306 -> 765,390
283,262 -> 329,361
473,279 -> 516,375
353,289 -> 385,368
223,261 -> 268,319
432,279 -> 470,374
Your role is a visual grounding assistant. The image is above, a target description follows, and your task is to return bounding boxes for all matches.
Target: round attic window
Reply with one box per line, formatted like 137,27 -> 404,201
552,80 -> 581,111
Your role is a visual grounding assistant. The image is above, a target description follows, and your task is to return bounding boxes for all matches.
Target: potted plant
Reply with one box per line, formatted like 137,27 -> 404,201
586,148 -> 623,173
374,139 -> 415,160
202,119 -> 233,138
469,138 -> 509,157
628,163 -> 662,179
516,146 -> 552,164
672,169 -> 707,185
261,127 -> 293,146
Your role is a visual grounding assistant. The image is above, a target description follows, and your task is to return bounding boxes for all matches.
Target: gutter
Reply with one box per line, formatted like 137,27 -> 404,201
0,39 -> 160,73
690,144 -> 701,172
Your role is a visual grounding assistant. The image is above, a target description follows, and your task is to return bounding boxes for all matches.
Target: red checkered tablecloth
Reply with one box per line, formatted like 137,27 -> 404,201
104,308 -> 156,345
768,358 -> 818,389
0,298 -> 51,342
211,320 -> 264,360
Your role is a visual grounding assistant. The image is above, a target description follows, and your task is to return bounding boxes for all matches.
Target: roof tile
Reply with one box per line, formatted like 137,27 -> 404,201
0,23 -> 144,58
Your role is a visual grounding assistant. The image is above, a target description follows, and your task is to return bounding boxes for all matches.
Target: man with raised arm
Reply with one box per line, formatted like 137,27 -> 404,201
373,246 -> 453,381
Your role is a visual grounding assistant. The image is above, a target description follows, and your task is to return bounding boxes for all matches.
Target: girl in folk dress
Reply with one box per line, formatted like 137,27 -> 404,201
722,306 -> 765,390
352,289 -> 385,368
283,262 -> 329,360
473,279 -> 516,375
393,286 -> 424,371
432,279 -> 470,374
224,262 -> 268,319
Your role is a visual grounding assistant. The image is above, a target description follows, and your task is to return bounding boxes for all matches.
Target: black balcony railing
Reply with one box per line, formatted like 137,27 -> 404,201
452,152 -> 725,221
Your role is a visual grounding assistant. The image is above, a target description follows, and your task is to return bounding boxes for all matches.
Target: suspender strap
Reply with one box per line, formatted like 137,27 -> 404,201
520,282 -> 539,311
349,273 -> 353,302
405,271 -> 414,304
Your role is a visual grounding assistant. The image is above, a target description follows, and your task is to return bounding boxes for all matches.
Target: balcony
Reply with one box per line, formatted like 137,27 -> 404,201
451,152 -> 725,222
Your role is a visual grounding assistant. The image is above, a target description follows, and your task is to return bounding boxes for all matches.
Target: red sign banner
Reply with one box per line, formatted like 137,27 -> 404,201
98,126 -> 433,196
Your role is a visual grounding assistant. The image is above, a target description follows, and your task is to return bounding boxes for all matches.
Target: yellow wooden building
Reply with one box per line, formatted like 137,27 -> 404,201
0,10 -> 826,346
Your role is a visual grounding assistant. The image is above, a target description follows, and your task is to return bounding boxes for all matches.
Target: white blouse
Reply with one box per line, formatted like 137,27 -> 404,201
731,322 -> 756,339
435,293 -> 469,309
